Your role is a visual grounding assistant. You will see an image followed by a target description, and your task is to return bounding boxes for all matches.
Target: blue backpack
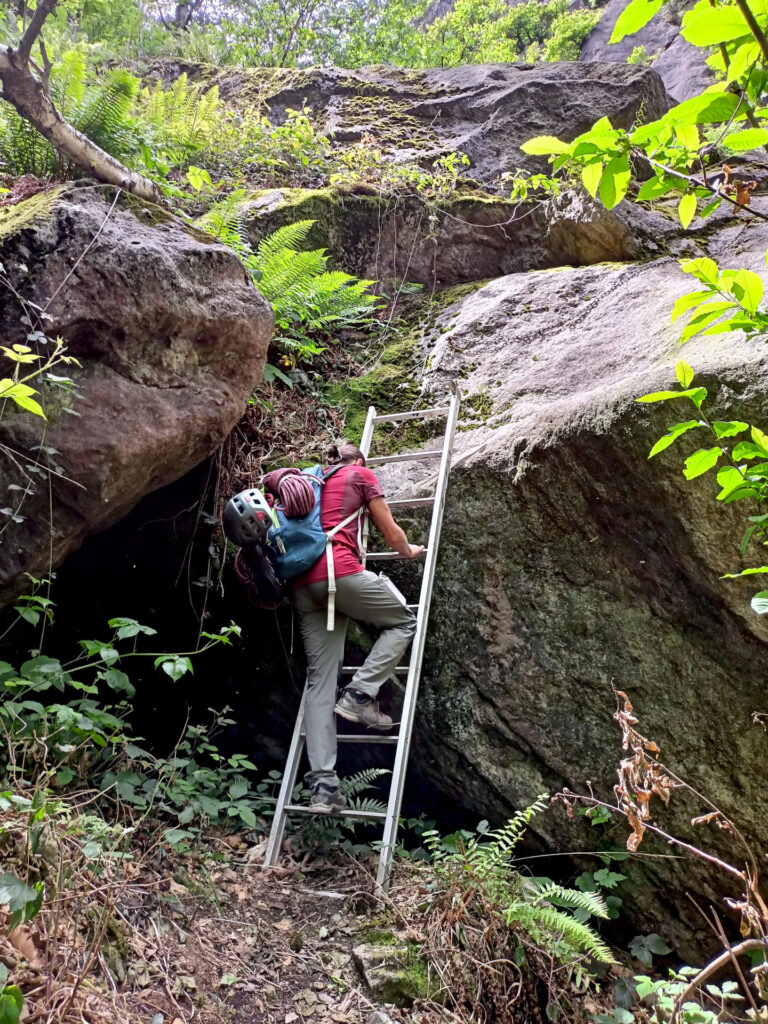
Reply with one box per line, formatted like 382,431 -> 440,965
266,465 -> 365,630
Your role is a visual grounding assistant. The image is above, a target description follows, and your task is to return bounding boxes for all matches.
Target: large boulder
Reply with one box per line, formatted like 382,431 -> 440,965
370,213 -> 768,959
239,187 -> 689,293
168,60 -> 669,189
579,0 -> 715,102
0,184 -> 273,605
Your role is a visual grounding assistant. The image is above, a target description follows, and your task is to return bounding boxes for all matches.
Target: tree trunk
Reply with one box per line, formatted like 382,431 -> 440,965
0,48 -> 160,203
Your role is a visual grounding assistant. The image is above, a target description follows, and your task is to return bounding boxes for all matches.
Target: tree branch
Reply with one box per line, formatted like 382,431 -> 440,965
0,8 -> 160,203
734,0 -> 768,64
17,0 -> 57,64
632,148 -> 768,222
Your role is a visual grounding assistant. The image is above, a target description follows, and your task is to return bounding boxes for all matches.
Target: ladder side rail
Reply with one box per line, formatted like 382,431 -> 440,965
359,404 -> 377,565
375,385 -> 462,891
263,690 -> 308,866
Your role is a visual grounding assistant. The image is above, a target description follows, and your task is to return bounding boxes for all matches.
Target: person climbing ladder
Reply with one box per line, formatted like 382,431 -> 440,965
264,443 -> 424,815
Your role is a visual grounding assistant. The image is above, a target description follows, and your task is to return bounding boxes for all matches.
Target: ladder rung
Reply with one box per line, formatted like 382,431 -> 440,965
285,805 -> 386,821
341,665 -> 408,673
366,548 -> 427,561
337,734 -> 399,744
367,450 -> 444,466
372,407 -> 450,424
300,731 -> 398,744
406,604 -> 418,612
387,497 -> 435,510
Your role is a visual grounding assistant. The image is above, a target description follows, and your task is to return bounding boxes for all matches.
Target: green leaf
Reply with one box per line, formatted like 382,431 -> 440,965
645,933 -> 673,955
732,441 -> 768,461
681,257 -> 719,284
104,668 -> 135,698
681,5 -> 750,47
678,193 -> 697,229
700,197 -> 723,219
675,361 -> 694,388
598,154 -> 631,210
637,387 -> 707,408
752,425 -> 768,452
228,777 -> 249,800
665,90 -> 741,126
520,135 -> 570,156
0,873 -> 39,916
751,590 -> 768,614
648,419 -> 702,458
637,175 -> 678,201
731,269 -> 764,313
155,655 -> 193,682
721,566 -> 768,578
680,303 -> 733,343
581,161 -> 603,199
683,447 -> 721,480
723,127 -> 768,152
609,0 -> 663,42
671,290 -> 712,322
712,420 -> 748,439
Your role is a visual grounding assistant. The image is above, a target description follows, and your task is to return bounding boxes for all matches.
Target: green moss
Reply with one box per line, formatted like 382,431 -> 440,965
0,185 -> 67,240
365,927 -> 397,944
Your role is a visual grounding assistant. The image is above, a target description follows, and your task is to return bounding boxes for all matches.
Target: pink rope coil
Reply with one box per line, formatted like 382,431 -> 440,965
262,468 -> 316,517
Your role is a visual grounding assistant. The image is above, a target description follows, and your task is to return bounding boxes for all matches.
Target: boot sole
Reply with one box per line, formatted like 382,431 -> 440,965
334,704 -> 394,731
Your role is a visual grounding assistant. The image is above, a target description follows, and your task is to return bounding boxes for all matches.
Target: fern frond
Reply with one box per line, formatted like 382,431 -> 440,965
256,219 -> 316,260
340,767 -> 390,797
505,901 -> 615,964
534,882 -> 610,919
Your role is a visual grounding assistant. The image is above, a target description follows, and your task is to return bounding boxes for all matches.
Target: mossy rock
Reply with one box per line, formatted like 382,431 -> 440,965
0,185 -> 67,240
352,942 -> 437,1007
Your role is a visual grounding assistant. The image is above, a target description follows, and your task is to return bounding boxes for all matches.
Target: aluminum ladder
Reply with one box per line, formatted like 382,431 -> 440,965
263,383 -> 461,891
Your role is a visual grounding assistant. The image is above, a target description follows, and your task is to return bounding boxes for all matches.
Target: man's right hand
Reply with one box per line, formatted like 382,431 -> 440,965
407,544 -> 426,560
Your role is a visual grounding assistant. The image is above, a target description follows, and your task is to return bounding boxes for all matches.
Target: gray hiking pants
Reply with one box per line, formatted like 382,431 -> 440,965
294,570 -> 416,789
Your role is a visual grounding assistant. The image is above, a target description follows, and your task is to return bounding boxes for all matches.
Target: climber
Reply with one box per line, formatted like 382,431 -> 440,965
289,443 -> 422,815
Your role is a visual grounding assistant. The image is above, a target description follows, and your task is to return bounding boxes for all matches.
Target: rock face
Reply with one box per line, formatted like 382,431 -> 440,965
579,0 -> 715,102
0,184 -> 273,605
368,213 -> 768,959
239,187 -> 685,293
187,60 -> 669,188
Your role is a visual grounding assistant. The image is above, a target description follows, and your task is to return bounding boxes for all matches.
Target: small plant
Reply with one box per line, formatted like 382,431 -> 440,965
0,964 -> 23,1024
419,798 -> 614,1024
558,691 -> 768,1024
200,207 -> 380,365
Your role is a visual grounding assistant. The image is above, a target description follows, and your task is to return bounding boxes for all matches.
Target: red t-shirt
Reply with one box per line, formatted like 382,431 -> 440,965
294,465 -> 384,588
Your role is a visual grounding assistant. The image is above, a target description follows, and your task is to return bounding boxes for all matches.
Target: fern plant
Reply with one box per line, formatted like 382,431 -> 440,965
137,74 -> 221,168
199,205 -> 380,364
288,767 -> 390,855
0,49 -> 140,177
421,796 -> 615,1024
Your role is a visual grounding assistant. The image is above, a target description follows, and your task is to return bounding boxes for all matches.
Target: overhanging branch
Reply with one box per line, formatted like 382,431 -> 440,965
0,2 -> 160,203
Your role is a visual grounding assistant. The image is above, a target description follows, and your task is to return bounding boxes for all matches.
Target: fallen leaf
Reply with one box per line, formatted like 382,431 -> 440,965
273,917 -> 294,931
9,926 -> 40,966
285,1014 -> 298,1023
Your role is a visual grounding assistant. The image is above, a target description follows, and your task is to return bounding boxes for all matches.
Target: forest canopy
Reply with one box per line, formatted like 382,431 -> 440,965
1,0 -> 601,69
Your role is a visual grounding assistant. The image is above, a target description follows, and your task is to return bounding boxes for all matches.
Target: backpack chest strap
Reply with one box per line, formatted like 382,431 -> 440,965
325,507 -> 365,631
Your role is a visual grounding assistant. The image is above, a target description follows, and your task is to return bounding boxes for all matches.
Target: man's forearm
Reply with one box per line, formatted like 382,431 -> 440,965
385,523 -> 411,556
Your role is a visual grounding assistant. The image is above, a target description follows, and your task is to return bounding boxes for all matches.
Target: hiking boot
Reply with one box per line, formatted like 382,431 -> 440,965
309,784 -> 347,815
334,688 -> 394,731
